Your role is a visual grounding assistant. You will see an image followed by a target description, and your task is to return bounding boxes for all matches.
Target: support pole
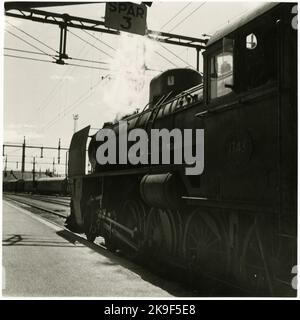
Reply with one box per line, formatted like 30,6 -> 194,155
21,136 -> 26,179
65,151 -> 68,178
32,156 -> 36,182
196,47 -> 200,72
63,25 -> 67,57
5,156 -> 7,173
59,24 -> 63,55
57,23 -> 68,64
58,138 -> 61,164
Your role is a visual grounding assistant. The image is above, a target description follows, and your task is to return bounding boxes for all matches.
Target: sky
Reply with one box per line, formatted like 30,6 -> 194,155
2,0 -> 263,174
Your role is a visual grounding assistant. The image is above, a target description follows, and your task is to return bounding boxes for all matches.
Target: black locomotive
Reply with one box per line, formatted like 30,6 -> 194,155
66,3 -> 297,296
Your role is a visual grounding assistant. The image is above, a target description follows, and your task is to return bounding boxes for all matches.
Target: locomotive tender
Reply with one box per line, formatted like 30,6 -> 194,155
66,3 -> 297,296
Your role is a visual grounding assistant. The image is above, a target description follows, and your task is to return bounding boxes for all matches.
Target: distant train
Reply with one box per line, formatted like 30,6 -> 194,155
3,177 -> 70,195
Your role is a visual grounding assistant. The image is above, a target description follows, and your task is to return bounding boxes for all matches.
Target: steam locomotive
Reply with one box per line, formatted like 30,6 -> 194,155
66,3 -> 297,296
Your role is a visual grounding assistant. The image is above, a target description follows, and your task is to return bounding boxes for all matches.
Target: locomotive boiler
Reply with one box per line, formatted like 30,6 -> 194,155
66,2 -> 297,296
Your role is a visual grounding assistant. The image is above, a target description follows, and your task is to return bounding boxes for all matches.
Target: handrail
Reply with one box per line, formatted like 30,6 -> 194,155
115,83 -> 204,123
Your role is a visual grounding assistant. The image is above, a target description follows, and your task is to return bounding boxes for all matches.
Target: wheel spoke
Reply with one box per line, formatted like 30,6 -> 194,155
189,234 -> 199,245
146,208 -> 176,257
184,211 -> 229,278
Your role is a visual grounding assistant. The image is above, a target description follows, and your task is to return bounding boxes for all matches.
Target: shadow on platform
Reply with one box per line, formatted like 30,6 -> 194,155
3,233 -> 84,248
56,228 -> 198,297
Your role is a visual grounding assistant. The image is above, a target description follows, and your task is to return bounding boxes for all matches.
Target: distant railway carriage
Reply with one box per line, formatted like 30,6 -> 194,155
3,180 -> 17,192
3,177 -> 69,195
16,179 -> 24,192
3,181 -> 9,191
36,177 -> 69,195
23,179 -> 36,193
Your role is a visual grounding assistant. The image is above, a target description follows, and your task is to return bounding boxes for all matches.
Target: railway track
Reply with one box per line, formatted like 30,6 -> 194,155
30,194 -> 70,207
3,193 -> 113,254
3,193 -> 107,249
4,193 -> 69,218
3,192 -> 70,208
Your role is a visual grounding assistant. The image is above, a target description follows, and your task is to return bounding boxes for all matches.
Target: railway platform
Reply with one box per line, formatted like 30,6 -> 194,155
2,200 -> 173,297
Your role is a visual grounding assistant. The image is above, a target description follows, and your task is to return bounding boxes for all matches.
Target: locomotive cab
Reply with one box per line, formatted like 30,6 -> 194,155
203,2 -> 283,105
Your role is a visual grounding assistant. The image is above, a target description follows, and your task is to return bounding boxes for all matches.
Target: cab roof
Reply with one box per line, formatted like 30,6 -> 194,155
207,2 -> 280,46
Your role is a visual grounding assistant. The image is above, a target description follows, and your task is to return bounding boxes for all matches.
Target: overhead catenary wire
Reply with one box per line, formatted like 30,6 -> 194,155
37,43 -> 94,111
4,53 -> 110,71
43,77 -> 103,130
68,29 -> 114,59
60,77 -> 103,114
151,2 -> 204,70
160,2 -> 192,30
4,14 -> 196,135
4,47 -> 109,66
5,160 -> 66,166
64,62 -> 109,70
5,29 -> 113,72
4,47 -> 52,56
70,29 -> 174,74
5,29 -> 56,59
82,30 -> 117,52
68,56 -> 108,65
43,89 -> 93,129
154,50 -> 179,68
36,35 -> 108,113
7,154 -> 61,159
3,142 -> 69,149
6,20 -> 58,54
168,2 -> 207,32
160,44 -> 194,68
37,69 -> 72,111
6,23 -> 179,74
80,30 -> 176,73
42,60 -> 193,132
5,30 -> 108,116
4,54 -> 54,64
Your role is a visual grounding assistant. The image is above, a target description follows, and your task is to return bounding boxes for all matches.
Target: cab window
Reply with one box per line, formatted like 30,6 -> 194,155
209,39 -> 234,100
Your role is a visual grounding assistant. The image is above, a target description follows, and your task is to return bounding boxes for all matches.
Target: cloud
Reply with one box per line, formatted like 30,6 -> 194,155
6,124 -> 36,129
4,129 -> 44,142
4,124 -> 44,143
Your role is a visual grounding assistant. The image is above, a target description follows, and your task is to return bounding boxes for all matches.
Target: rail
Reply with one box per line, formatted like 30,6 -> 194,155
4,193 -> 69,218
